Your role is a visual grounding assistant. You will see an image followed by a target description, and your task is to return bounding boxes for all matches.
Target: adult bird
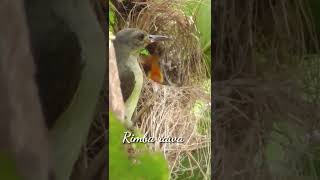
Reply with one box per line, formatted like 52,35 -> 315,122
113,28 -> 169,127
24,1 -> 106,179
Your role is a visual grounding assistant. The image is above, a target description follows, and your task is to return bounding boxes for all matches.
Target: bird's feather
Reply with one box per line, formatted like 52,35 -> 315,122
120,67 -> 135,101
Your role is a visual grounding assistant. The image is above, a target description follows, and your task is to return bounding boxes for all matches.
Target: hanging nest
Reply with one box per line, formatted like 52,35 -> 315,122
112,0 -> 211,179
214,0 -> 320,180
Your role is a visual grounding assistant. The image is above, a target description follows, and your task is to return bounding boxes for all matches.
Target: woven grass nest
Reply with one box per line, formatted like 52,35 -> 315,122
111,0 -> 211,178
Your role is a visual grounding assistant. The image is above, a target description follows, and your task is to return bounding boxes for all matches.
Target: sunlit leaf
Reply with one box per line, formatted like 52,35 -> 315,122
109,112 -> 169,180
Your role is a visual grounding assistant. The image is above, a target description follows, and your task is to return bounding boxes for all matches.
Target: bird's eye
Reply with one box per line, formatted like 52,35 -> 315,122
137,33 -> 145,41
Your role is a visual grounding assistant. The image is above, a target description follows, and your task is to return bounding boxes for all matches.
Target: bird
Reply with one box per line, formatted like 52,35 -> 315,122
24,1 -> 83,129
139,42 -> 165,84
24,1 -> 106,179
113,28 -> 169,127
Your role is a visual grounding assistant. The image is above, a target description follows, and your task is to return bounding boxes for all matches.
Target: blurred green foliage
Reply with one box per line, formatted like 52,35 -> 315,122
183,0 -> 211,71
0,151 -> 22,180
109,0 -> 116,32
264,121 -> 320,179
265,122 -> 303,176
109,112 -> 169,180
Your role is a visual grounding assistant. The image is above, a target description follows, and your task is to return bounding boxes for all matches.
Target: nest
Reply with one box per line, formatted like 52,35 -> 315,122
214,0 -> 320,179
112,0 -> 211,178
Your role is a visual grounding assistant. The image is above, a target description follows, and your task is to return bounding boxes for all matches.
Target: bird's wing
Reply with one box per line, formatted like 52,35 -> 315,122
120,68 -> 135,101
120,55 -> 144,124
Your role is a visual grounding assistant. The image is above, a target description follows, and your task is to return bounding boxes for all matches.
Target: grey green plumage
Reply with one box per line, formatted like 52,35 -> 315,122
48,1 -> 106,179
113,28 -> 169,127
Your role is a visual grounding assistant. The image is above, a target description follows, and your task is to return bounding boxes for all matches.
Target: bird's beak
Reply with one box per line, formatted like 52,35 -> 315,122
147,34 -> 171,43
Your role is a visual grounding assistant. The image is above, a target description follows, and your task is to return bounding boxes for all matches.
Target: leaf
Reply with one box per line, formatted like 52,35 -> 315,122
183,0 -> 211,51
0,151 -> 22,180
109,112 -> 169,180
182,0 -> 211,69
109,1 -> 116,32
139,48 -> 150,56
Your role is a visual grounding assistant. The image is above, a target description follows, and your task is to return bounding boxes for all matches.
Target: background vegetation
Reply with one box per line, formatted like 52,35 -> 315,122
213,0 -> 320,179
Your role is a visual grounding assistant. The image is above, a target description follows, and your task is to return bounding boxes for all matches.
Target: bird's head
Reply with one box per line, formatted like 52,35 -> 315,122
114,28 -> 170,54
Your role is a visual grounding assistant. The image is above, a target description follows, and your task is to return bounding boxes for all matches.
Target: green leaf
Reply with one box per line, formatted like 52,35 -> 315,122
139,48 -> 150,56
0,151 -> 23,180
195,0 -> 211,73
109,112 -> 169,180
182,0 -> 211,69
184,0 -> 211,50
109,1 -> 116,32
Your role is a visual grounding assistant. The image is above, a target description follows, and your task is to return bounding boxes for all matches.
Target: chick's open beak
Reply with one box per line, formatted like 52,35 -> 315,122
147,34 -> 171,43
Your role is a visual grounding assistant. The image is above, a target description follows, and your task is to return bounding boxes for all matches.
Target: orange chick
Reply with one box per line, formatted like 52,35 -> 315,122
139,42 -> 164,84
